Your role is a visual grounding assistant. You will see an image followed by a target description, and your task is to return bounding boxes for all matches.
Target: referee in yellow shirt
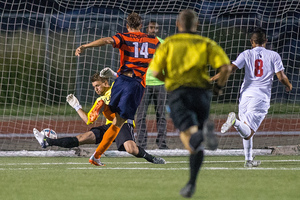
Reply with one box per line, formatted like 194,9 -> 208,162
149,9 -> 232,198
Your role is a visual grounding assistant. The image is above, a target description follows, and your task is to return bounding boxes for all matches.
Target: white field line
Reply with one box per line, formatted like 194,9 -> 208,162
1,160 -> 300,166
0,168 -> 48,170
66,167 -> 300,171
0,160 -> 300,171
0,149 -> 273,157
1,167 -> 300,171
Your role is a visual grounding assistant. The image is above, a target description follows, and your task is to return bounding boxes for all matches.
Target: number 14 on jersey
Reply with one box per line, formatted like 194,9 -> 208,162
133,42 -> 148,58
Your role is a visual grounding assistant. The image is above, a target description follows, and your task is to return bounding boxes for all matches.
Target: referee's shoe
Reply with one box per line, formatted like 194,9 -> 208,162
180,183 -> 195,198
203,120 -> 218,150
189,120 -> 218,152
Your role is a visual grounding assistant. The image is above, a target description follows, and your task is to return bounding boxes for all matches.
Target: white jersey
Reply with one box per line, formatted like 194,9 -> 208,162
232,47 -> 284,103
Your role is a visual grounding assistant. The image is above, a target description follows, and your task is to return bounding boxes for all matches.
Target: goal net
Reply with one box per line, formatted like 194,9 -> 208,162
0,0 -> 299,156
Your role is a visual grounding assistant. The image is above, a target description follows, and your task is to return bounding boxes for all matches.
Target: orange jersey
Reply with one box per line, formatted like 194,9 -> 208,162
111,32 -> 160,87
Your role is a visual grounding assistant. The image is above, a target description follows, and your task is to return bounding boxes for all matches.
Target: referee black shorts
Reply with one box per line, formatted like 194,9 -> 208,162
168,86 -> 212,132
90,122 -> 135,151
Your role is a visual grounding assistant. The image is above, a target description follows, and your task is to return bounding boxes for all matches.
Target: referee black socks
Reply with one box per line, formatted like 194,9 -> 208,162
189,130 -> 204,152
188,150 -> 204,185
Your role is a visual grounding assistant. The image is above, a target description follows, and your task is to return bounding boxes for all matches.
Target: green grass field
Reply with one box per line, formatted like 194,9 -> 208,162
1,156 -> 299,200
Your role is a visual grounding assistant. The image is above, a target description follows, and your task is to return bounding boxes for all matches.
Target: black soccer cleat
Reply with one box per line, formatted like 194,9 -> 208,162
203,119 -> 218,150
180,183 -> 195,198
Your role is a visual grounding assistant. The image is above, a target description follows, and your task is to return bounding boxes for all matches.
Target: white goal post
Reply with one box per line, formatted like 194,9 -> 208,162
0,0 -> 299,156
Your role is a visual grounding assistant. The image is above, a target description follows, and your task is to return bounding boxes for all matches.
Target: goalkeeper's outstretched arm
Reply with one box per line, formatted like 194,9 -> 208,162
66,94 -> 106,125
66,94 -> 89,124
100,67 -> 117,79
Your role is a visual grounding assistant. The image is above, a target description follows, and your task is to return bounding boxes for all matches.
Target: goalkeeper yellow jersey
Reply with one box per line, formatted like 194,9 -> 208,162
149,33 -> 230,91
87,85 -> 112,125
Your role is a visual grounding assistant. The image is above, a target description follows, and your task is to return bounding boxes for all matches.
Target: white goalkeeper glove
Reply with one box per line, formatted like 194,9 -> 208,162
66,94 -> 82,111
100,67 -> 117,78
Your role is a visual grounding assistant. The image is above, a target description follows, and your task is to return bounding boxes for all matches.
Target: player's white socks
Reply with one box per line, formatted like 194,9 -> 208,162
243,137 -> 253,161
233,119 -> 251,139
234,119 -> 253,161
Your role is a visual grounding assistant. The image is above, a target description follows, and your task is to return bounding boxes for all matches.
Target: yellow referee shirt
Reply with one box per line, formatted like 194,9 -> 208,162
149,33 -> 230,91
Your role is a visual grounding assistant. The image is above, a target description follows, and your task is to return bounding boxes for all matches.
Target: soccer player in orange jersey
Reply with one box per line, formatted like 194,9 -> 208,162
75,12 -> 160,166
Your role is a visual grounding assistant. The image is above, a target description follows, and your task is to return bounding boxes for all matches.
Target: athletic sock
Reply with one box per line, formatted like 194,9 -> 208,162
46,137 -> 79,148
188,150 -> 204,186
233,119 -> 251,138
94,124 -> 120,159
135,146 -> 154,162
243,137 -> 253,161
189,130 -> 203,152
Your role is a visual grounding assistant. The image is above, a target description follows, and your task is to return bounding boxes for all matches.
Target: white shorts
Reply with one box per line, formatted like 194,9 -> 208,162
238,96 -> 270,132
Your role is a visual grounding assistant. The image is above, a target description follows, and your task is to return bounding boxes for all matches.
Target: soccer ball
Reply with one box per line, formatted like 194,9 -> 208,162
41,128 -> 57,139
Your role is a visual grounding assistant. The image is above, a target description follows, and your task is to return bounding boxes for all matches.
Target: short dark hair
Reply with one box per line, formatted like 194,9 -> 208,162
126,12 -> 142,29
251,28 -> 267,45
178,9 -> 198,31
148,21 -> 158,25
90,72 -> 109,83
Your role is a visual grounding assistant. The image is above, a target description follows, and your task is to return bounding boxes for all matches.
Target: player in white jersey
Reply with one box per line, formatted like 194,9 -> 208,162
215,28 -> 292,167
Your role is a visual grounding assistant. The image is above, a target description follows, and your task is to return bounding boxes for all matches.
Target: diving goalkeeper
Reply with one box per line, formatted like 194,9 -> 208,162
33,72 -> 165,165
